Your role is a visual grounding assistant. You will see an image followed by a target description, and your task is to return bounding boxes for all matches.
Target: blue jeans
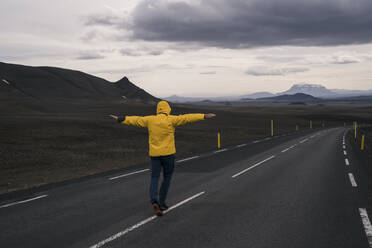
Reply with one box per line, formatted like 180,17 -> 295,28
149,154 -> 175,206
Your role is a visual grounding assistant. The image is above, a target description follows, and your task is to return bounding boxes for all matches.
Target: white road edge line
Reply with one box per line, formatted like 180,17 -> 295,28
359,208 -> 372,247
345,158 -> 350,166
0,195 -> 48,209
232,156 -> 275,178
109,169 -> 150,180
176,156 -> 200,163
299,138 -> 308,143
348,173 -> 358,187
214,148 -> 228,153
89,191 -> 205,248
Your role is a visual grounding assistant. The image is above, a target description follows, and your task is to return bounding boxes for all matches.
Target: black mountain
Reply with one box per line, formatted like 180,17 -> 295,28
0,62 -> 158,102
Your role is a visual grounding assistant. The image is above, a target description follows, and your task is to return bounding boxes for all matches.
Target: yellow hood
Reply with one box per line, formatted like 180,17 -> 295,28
156,101 -> 171,115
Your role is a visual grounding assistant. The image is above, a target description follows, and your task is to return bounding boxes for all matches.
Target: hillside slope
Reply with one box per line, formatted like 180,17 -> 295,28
0,62 -> 157,102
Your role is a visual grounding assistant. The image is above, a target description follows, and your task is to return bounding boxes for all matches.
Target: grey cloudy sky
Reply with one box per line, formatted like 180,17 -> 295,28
1,0 -> 372,97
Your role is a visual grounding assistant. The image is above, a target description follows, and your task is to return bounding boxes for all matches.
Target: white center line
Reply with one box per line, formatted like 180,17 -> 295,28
176,156 -> 200,163
345,158 -> 350,166
281,147 -> 291,153
253,140 -> 260,143
89,191 -> 205,248
299,138 -> 308,143
1,79 -> 10,85
359,208 -> 372,247
348,173 -> 358,187
232,156 -> 275,178
344,150 -> 347,155
214,148 -> 228,153
236,144 -> 247,148
109,169 -> 150,180
343,145 -> 346,149
0,195 -> 48,209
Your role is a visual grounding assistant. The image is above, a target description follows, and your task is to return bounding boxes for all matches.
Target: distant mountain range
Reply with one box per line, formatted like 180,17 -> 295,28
164,83 -> 372,102
0,62 -> 158,102
252,93 -> 320,103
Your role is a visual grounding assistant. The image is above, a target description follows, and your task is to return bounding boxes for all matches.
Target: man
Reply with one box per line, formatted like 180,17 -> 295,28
110,100 -> 216,216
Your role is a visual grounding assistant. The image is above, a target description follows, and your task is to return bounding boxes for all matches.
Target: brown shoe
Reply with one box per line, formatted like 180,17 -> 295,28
152,203 -> 163,216
160,204 -> 169,211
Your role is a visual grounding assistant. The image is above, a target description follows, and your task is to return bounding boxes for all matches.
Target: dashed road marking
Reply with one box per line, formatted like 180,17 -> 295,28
359,208 -> 372,247
281,147 -> 291,153
299,138 -> 308,143
348,173 -> 357,187
1,79 -> 10,85
344,150 -> 347,156
232,156 -> 275,178
109,169 -> 150,180
343,145 -> 346,149
89,191 -> 206,248
177,156 -> 200,163
0,195 -> 48,209
345,158 -> 350,166
253,140 -> 260,143
236,144 -> 247,148
214,148 -> 228,153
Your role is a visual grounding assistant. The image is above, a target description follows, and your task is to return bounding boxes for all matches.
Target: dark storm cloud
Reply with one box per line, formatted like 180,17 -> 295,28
86,0 -> 372,48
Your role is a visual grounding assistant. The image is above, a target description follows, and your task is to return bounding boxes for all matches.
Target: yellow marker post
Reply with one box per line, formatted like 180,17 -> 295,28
271,120 -> 274,137
361,135 -> 365,150
344,122 -> 346,127
217,131 -> 221,149
310,120 -> 313,129
296,125 -> 299,132
354,122 -> 357,139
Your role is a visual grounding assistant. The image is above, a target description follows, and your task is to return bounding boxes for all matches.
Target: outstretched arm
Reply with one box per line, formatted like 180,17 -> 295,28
172,113 -> 216,127
109,114 -> 149,127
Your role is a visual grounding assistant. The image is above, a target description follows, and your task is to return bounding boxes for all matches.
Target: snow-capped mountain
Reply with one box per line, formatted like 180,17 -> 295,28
278,84 -> 337,97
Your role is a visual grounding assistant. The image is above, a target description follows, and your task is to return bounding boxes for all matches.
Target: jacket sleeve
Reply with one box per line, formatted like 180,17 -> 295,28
172,114 -> 205,127
121,116 -> 150,128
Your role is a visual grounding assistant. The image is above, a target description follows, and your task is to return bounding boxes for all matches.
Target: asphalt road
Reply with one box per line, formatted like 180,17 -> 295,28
1,127 -> 372,248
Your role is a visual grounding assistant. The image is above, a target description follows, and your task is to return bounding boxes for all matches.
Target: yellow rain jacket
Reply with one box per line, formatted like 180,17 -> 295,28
121,101 -> 205,157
